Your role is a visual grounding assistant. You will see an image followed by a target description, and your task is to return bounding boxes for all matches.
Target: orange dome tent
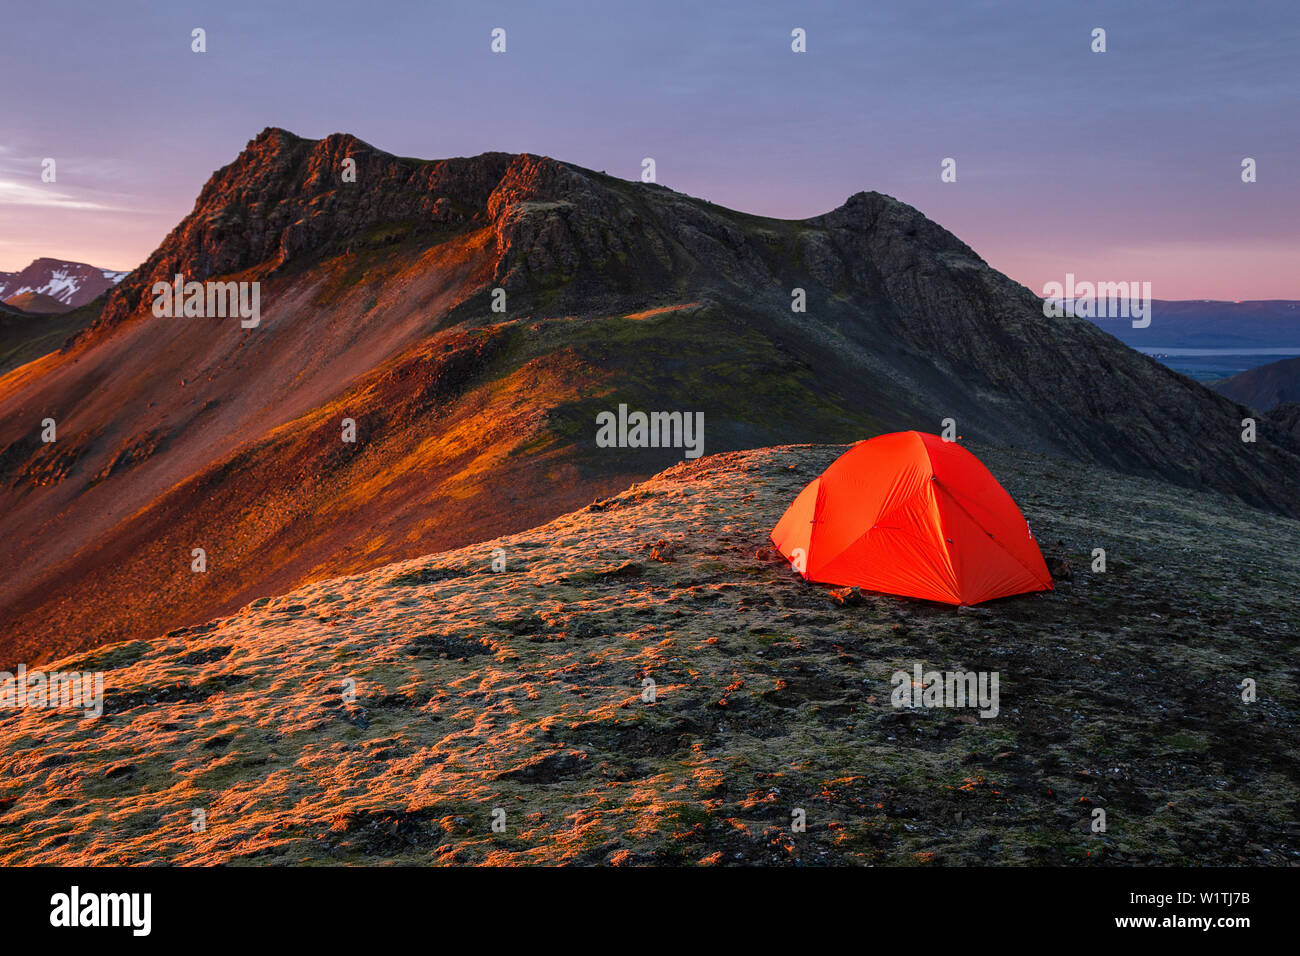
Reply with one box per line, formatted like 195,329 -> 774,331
771,431 -> 1052,605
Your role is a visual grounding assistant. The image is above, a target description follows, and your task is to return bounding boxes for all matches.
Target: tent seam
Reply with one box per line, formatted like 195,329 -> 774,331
808,473 -> 934,580
933,479 -> 1050,591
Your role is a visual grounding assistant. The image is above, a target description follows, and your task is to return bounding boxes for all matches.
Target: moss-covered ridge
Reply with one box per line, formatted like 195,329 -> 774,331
2,442 -> 1295,866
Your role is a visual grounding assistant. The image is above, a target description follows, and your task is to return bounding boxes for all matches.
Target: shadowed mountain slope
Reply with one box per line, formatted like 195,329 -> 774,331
1266,402 -> 1300,441
1,127 -> 1296,666
3,291 -> 69,314
1212,356 -> 1300,411
0,295 -> 107,377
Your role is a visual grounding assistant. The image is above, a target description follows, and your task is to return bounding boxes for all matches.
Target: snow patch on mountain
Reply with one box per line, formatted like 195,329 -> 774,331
0,258 -> 131,309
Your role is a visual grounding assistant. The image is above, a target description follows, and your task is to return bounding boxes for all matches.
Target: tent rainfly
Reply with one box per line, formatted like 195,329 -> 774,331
770,431 -> 1053,605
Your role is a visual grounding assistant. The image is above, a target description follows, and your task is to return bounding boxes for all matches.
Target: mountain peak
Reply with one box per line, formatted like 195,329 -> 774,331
95,127 -> 983,344
78,129 -> 655,343
0,257 -> 129,310
811,189 -> 983,264
43,128 -> 1300,527
247,125 -> 308,150
4,126 -> 1299,674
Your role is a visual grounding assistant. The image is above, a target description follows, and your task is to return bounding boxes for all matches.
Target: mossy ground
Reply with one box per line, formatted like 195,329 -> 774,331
0,443 -> 1296,865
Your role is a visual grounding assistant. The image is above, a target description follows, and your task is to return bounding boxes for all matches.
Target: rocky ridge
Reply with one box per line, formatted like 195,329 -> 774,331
2,126 -> 1296,668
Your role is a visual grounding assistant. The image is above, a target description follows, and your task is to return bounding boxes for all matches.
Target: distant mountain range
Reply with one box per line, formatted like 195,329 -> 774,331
1083,299 -> 1300,350
1,127 -> 1297,667
0,257 -> 129,311
1211,356 -> 1300,411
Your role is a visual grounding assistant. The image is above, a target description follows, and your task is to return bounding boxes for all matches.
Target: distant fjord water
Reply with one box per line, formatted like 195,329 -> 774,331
1079,300 -> 1300,381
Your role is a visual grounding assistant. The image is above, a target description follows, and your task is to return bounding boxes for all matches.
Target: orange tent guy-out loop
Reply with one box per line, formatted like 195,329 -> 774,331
770,431 -> 1053,605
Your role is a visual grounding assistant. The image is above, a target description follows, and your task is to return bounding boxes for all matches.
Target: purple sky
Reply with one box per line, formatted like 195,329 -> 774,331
2,0 -> 1297,298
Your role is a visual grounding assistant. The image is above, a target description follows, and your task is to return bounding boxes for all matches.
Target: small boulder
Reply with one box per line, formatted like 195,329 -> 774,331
1047,554 -> 1073,581
829,586 -> 863,607
648,539 -> 679,562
